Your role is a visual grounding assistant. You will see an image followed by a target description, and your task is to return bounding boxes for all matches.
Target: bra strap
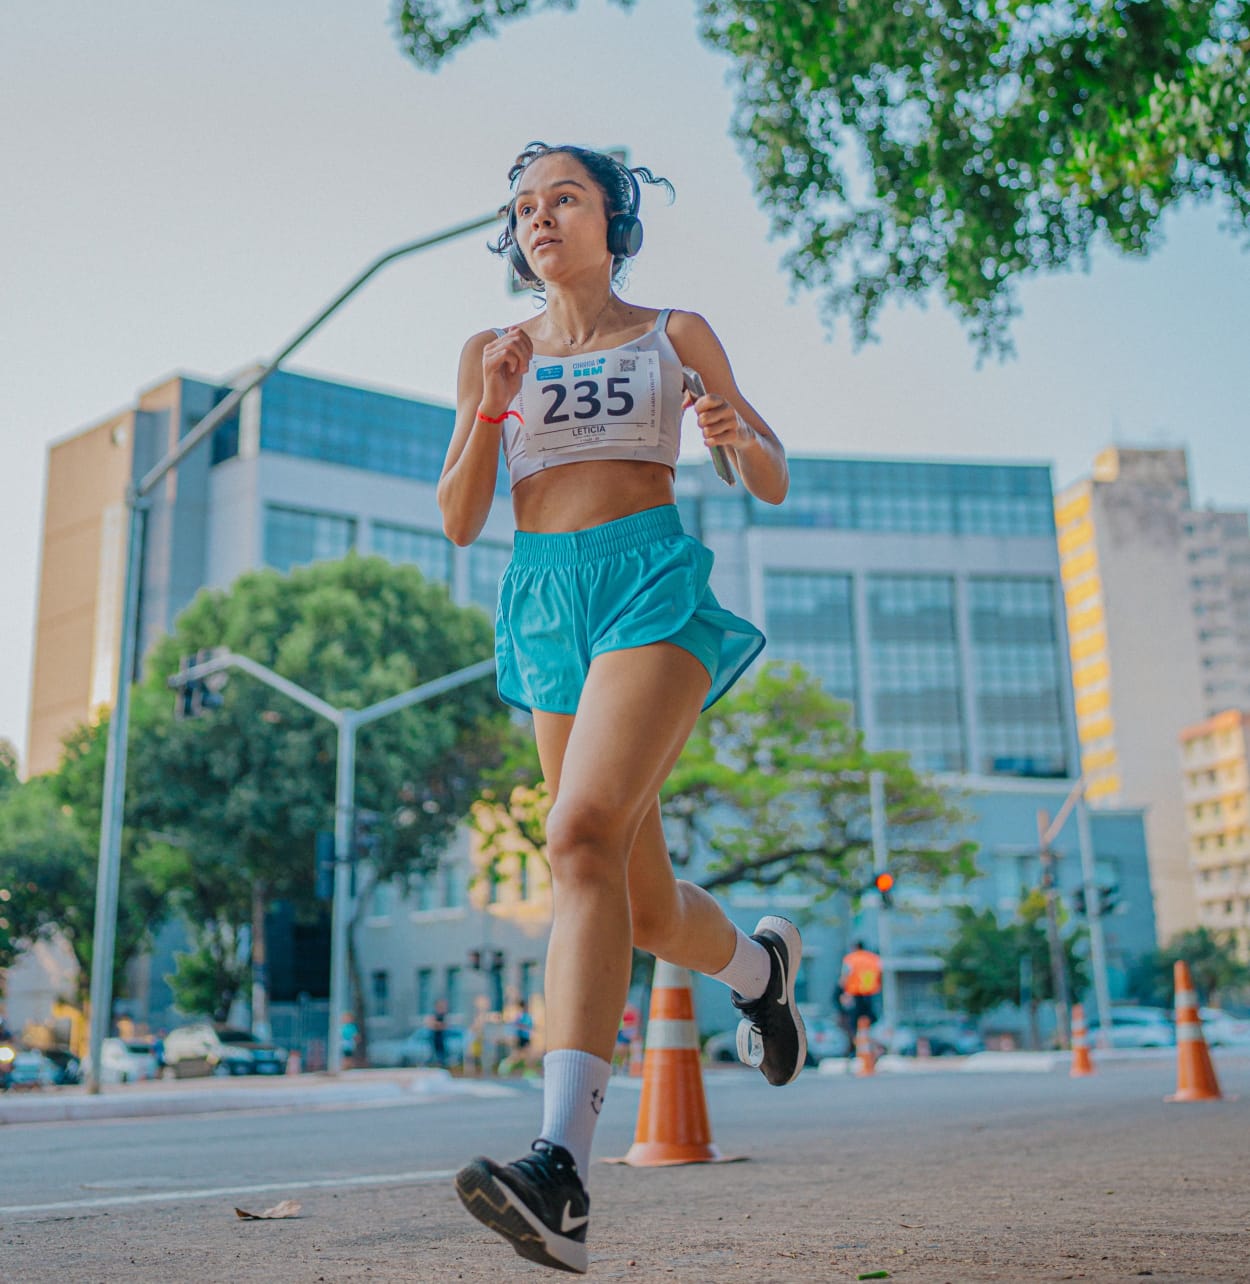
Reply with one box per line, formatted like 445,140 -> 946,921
652,308 -> 672,333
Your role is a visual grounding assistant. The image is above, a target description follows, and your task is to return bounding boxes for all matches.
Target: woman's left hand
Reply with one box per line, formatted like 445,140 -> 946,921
686,392 -> 755,451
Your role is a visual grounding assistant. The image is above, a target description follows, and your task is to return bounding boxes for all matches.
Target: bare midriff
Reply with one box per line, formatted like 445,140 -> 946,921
511,458 -> 677,534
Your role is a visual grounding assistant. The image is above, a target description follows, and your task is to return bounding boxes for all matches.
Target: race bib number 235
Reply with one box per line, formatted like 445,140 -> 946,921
521,349 -> 660,459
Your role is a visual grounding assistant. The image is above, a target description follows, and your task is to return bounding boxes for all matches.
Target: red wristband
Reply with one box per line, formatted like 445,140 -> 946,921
477,409 -> 524,425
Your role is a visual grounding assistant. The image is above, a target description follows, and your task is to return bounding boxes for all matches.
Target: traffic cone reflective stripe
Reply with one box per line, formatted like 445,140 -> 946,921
606,961 -> 741,1166
1165,960 -> 1222,1103
854,1015 -> 876,1077
1070,1003 -> 1094,1077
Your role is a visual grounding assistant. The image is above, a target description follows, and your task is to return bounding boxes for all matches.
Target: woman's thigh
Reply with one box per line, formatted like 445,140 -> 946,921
535,641 -> 710,848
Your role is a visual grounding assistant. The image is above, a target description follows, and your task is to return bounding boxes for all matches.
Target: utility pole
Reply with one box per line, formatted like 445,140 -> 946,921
1036,808 -> 1071,1050
83,209 -> 501,1094
869,770 -> 897,1030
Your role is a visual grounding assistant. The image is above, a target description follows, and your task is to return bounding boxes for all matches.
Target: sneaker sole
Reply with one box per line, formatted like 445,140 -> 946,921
755,915 -> 807,1085
454,1160 -> 588,1274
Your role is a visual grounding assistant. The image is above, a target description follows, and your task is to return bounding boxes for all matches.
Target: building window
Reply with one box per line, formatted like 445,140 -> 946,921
469,541 -> 512,612
446,966 -> 462,1017
868,575 -> 965,771
969,577 -> 1069,778
416,967 -> 434,1016
518,852 -> 531,901
263,505 -> 356,572
519,960 -> 539,1002
763,571 -> 858,710
370,969 -> 390,1018
370,522 -> 452,585
442,861 -> 464,908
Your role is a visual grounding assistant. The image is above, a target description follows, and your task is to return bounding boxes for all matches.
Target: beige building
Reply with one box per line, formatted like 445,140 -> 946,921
1180,709 -> 1250,960
27,410 -> 132,777
1185,508 -> 1250,713
1055,448 -> 1206,941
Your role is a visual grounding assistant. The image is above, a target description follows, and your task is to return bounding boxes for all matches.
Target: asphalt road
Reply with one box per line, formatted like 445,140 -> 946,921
2,1056 -> 1248,1283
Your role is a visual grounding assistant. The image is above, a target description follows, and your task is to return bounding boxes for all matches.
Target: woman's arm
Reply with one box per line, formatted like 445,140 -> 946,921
437,326 -> 534,545
667,310 -> 789,505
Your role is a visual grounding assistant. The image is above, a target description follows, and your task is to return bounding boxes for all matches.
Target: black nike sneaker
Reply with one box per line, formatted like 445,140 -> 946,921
731,915 -> 807,1086
454,1138 -> 590,1274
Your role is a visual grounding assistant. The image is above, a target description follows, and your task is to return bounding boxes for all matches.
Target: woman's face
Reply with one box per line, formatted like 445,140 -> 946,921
512,152 -> 612,283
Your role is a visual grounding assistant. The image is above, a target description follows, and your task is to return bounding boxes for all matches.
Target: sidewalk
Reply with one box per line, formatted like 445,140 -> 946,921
0,1066 -> 520,1126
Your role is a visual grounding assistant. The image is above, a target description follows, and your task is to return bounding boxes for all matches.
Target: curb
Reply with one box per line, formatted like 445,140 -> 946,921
0,1069 -> 519,1126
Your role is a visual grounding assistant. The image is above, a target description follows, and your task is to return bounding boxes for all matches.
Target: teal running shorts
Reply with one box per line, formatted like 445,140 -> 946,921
495,504 -> 765,716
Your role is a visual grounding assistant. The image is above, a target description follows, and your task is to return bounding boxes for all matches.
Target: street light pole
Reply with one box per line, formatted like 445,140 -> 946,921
84,209 -> 501,1093
167,649 -> 496,1076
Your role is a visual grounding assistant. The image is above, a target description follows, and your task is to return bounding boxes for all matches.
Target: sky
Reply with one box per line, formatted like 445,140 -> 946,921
2,1 -> 1247,771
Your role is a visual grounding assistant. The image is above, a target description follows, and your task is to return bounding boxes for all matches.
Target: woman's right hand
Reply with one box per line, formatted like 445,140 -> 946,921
480,325 -> 534,416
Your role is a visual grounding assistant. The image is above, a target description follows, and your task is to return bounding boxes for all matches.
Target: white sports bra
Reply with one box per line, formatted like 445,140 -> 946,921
499,309 -> 685,490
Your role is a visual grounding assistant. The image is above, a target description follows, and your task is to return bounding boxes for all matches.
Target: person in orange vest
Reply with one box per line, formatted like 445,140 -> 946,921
839,941 -> 883,1054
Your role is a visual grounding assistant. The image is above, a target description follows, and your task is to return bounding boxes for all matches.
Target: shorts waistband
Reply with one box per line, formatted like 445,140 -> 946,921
511,505 -> 684,567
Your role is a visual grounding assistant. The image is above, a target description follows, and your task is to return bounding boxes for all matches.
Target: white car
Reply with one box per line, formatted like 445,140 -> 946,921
86,1038 -> 161,1084
1199,1008 -> 1250,1047
1087,1006 -> 1175,1049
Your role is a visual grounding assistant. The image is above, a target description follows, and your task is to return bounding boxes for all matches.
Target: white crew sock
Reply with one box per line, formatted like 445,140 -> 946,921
540,1049 -> 612,1177
708,924 -> 772,1001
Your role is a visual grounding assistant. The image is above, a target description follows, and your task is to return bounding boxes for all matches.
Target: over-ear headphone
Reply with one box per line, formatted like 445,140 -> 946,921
508,161 -> 643,285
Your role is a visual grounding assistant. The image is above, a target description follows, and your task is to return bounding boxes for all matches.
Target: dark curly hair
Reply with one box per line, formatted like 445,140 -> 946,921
492,141 -> 674,290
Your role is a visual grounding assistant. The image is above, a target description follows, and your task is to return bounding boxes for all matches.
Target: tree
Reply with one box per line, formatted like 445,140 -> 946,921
125,554 -> 511,1049
940,891 -> 1087,1046
0,771 -> 160,1008
1127,926 -> 1250,1007
472,663 -> 976,900
394,0 -> 1250,352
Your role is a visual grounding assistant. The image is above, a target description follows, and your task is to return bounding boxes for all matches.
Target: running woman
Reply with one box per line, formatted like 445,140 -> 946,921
439,142 -> 805,1274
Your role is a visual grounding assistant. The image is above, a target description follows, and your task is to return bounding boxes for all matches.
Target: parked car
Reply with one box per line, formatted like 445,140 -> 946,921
162,1024 -> 255,1077
1199,1007 -> 1250,1047
83,1038 -> 161,1084
1087,1005 -> 1175,1048
868,1015 -> 984,1057
369,1024 -> 465,1068
214,1028 -> 289,1075
6,1049 -> 59,1089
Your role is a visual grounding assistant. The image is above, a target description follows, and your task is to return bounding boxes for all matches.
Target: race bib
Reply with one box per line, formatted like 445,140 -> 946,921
521,349 -> 660,459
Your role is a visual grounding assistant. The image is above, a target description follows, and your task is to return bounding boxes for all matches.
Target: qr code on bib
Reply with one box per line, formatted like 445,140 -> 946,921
619,357 -> 637,372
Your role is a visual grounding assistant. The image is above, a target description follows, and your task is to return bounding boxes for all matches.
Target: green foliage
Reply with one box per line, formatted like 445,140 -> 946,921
473,663 -> 976,898
0,772 -> 158,1000
0,740 -> 18,796
939,891 -> 1088,1015
1128,926 -> 1250,1006
166,939 -> 247,1024
394,0 -> 1250,352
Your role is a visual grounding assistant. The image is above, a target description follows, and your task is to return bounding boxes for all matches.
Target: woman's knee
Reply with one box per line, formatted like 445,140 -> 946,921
545,798 -> 631,889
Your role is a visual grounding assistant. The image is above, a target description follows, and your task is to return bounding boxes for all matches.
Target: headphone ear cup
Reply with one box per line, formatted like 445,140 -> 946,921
606,214 -> 643,260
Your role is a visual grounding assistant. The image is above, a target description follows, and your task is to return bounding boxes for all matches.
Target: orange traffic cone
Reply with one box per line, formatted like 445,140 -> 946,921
854,1016 -> 876,1077
606,961 -> 741,1166
1069,1004 -> 1094,1077
628,1033 -> 644,1078
1166,960 -> 1222,1103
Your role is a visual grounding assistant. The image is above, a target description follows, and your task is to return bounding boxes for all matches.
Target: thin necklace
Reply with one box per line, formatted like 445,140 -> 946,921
560,297 -> 614,348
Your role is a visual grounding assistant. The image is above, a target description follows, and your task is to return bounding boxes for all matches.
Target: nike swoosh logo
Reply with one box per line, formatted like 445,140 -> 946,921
561,1202 -> 589,1233
775,952 -> 789,1006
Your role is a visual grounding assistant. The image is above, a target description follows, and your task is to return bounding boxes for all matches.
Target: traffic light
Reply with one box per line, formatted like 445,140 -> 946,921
172,650 -> 228,720
467,949 -> 482,971
1098,884 -> 1120,915
1072,887 -> 1087,916
873,870 -> 896,908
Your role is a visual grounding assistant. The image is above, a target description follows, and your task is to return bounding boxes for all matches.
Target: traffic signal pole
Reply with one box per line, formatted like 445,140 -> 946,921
82,210 -> 501,1093
168,649 -> 496,1076
869,771 -> 897,1030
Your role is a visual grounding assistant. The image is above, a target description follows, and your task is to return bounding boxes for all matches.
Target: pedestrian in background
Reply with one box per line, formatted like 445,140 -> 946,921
839,940 -> 883,1055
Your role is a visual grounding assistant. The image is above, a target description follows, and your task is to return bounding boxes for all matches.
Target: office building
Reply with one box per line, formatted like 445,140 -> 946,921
1180,709 -> 1250,960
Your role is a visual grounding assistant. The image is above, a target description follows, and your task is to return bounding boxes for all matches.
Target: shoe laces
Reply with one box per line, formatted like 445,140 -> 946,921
736,986 -> 778,1039
513,1140 -> 579,1193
